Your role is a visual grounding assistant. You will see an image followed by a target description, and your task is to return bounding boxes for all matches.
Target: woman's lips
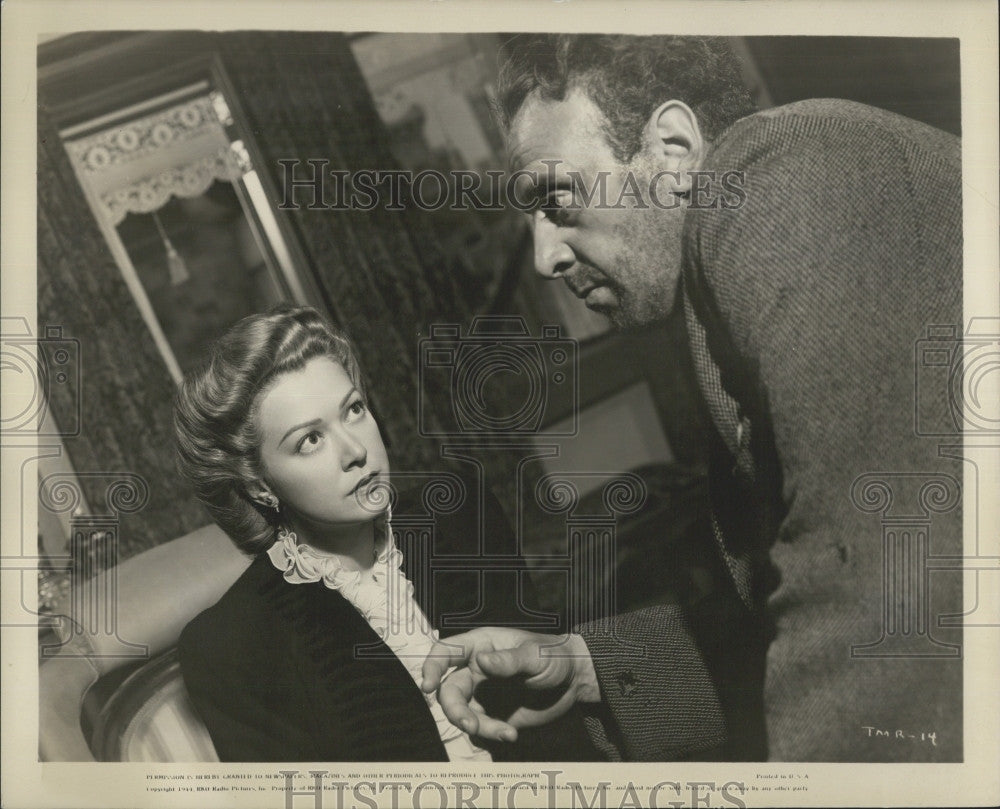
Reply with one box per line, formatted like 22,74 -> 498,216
350,471 -> 379,495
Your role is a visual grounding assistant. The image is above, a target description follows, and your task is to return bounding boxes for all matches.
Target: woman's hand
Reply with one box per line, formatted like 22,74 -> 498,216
421,628 -> 600,741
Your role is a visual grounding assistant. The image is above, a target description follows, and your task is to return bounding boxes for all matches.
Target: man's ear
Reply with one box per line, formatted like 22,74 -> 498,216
642,100 -> 704,189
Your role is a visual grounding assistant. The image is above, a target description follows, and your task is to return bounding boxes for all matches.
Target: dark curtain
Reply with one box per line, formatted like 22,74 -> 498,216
37,105 -> 209,559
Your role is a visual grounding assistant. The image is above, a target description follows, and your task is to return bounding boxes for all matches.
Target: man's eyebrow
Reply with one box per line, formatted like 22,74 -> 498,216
507,143 -> 563,179
507,166 -> 568,212
506,142 -> 532,174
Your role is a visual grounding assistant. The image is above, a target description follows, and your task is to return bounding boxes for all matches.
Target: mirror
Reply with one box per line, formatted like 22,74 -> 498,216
59,84 -> 306,380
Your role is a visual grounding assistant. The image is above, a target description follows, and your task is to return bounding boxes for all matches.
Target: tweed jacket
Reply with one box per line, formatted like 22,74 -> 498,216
577,100 -> 963,762
179,481 -> 602,762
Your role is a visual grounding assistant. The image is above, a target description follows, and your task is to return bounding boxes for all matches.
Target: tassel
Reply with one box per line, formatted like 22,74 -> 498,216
165,242 -> 189,286
152,211 -> 189,285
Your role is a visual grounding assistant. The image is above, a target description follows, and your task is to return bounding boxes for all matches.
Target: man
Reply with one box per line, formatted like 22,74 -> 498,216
422,35 -> 963,762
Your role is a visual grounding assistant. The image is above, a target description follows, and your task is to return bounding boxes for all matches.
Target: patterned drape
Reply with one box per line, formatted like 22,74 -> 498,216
37,104 -> 209,559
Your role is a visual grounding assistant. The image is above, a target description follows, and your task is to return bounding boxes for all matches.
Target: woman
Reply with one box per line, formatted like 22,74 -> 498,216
174,304 -> 598,762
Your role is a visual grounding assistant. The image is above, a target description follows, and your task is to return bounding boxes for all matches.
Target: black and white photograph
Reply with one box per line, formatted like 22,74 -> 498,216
3,1 -> 998,807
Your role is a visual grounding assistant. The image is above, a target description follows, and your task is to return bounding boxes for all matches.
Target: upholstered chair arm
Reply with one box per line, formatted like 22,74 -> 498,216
39,523 -> 251,761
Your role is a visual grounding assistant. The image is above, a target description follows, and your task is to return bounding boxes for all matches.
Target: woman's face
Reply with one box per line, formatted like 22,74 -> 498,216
254,355 -> 390,528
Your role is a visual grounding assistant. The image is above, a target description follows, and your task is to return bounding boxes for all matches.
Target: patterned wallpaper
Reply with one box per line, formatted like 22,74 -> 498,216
38,103 -> 211,563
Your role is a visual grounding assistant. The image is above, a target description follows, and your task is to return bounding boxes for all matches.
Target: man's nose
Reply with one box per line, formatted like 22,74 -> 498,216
532,214 -> 574,279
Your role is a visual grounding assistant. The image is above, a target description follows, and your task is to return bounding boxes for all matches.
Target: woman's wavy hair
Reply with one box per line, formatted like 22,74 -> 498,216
174,304 -> 367,555
495,34 -> 756,162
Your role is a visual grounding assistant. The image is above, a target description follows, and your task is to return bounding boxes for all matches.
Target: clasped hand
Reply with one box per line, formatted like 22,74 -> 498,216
420,627 -> 599,742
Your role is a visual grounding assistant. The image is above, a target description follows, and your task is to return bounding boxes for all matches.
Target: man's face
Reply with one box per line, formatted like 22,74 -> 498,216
508,88 -> 686,329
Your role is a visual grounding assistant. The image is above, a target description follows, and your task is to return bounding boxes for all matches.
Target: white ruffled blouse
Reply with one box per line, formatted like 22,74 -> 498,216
266,528 -> 491,762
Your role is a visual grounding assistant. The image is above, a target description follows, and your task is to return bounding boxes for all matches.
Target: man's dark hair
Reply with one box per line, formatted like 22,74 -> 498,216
496,34 -> 757,162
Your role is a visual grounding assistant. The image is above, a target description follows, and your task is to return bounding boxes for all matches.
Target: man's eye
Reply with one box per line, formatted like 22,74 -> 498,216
296,431 -> 324,454
543,189 -> 573,208
541,189 -> 575,225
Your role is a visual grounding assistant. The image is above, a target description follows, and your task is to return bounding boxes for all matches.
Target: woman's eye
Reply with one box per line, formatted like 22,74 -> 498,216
347,399 -> 368,419
296,431 -> 324,455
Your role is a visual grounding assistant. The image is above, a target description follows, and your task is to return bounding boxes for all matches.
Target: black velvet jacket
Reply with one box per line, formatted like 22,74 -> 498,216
179,480 -> 602,762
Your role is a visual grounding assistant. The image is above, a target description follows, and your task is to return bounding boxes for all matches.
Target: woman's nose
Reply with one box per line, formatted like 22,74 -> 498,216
337,431 -> 368,470
532,214 -> 575,279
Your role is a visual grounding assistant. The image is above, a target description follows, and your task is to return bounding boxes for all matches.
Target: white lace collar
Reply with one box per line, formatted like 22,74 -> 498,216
265,524 -> 407,617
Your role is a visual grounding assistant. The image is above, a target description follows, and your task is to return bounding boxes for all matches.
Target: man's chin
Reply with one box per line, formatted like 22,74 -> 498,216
603,310 -> 630,331
599,302 -> 668,332
582,288 -> 670,330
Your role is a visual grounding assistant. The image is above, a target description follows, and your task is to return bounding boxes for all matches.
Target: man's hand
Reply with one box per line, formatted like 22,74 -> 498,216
420,627 -> 600,742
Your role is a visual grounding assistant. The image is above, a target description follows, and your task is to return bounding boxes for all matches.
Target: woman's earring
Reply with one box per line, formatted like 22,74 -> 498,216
259,494 -> 280,513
